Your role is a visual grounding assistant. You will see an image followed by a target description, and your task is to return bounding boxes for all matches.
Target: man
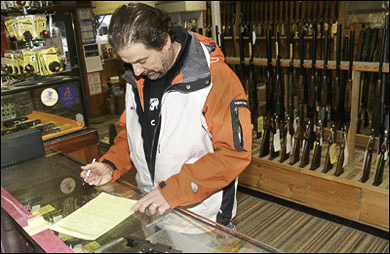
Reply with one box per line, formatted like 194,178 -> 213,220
81,3 -> 252,228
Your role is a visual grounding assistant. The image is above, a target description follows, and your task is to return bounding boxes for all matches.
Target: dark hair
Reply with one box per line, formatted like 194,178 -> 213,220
108,3 -> 175,52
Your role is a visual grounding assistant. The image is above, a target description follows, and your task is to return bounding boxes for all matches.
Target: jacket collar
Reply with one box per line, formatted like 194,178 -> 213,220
122,31 -> 211,93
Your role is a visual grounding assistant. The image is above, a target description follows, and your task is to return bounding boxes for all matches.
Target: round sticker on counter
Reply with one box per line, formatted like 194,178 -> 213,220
41,88 -> 59,106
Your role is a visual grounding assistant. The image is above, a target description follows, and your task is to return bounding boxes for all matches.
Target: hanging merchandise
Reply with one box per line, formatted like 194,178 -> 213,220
38,47 -> 64,75
35,15 -> 49,39
4,17 -> 20,41
14,1 -> 31,8
3,52 -> 18,75
22,50 -> 39,74
17,15 -> 37,42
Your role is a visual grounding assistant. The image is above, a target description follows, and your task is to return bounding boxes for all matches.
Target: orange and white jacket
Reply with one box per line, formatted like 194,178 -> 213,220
100,31 -> 252,225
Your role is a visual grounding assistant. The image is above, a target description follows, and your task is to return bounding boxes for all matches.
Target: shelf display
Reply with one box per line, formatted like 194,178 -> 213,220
1,76 -> 88,141
212,1 -> 389,232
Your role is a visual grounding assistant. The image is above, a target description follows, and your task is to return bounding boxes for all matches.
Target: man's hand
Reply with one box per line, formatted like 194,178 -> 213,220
80,162 -> 112,186
130,187 -> 170,215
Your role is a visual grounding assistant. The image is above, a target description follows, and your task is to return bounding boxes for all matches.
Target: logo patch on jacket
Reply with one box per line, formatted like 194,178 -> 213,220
149,98 -> 159,111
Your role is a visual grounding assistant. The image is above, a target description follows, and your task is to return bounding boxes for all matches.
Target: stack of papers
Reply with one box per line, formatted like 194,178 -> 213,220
49,192 -> 137,240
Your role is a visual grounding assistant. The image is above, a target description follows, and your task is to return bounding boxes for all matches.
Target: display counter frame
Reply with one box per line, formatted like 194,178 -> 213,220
1,149 -> 281,253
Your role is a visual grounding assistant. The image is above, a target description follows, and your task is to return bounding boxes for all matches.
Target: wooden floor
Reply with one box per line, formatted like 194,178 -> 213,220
89,114 -> 389,253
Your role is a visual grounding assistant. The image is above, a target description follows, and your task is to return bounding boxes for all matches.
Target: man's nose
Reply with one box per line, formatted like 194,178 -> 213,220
133,64 -> 144,76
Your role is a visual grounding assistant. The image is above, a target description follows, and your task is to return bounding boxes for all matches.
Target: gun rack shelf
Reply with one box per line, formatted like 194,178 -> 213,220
239,137 -> 389,232
236,58 -> 389,231
225,57 -> 390,72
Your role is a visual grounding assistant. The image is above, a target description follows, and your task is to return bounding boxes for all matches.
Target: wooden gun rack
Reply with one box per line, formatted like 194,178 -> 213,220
229,57 -> 389,232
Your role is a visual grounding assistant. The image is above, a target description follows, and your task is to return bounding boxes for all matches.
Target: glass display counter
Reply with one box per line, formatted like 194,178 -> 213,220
1,150 -> 282,253
1,76 -> 88,141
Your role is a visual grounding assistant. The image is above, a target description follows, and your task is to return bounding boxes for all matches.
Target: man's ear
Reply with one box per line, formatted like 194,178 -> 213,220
163,34 -> 171,50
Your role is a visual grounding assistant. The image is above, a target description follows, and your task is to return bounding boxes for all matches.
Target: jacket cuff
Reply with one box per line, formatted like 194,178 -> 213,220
158,177 -> 181,209
100,159 -> 119,182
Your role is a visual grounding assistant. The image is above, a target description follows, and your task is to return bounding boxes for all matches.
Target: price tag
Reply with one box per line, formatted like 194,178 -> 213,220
329,144 -> 337,164
274,130 -> 281,152
375,154 -> 381,170
343,140 -> 349,168
293,119 -> 297,132
286,133 -> 292,154
292,137 -> 295,151
39,204 -> 56,216
258,116 -> 264,137
82,241 -> 101,253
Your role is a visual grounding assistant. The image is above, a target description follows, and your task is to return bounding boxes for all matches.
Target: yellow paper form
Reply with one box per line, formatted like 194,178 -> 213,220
49,192 -> 137,240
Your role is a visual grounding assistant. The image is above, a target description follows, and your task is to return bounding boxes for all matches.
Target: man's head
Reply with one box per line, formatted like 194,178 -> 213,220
108,3 -> 177,80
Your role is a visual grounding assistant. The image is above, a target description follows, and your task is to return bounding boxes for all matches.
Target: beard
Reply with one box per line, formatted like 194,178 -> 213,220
141,50 -> 170,80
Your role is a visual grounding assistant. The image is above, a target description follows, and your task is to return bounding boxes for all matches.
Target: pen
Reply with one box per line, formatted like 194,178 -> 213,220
86,151 -> 100,177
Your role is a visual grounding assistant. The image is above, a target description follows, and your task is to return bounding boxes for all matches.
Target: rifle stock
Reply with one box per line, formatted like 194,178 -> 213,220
323,124 -> 336,173
310,120 -> 323,170
259,114 -> 271,158
361,129 -> 375,182
335,126 -> 347,176
269,114 -> 280,160
300,120 -> 312,168
373,129 -> 388,186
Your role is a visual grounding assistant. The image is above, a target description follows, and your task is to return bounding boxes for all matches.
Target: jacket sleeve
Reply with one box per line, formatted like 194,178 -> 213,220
159,61 -> 252,208
98,110 -> 133,181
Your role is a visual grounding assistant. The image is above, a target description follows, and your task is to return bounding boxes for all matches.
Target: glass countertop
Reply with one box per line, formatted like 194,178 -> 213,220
1,150 -> 281,253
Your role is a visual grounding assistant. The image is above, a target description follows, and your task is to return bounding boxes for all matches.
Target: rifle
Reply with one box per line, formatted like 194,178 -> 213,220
315,1 -> 322,37
372,15 -> 389,185
323,124 -> 336,173
362,19 -> 388,183
280,1 -> 286,36
310,120 -> 323,170
373,129 -> 389,186
330,0 -> 338,36
335,125 -> 347,176
271,31 -> 284,161
301,1 -> 308,33
340,34 -> 349,129
308,31 -> 318,149
358,28 -> 378,133
280,19 -> 294,163
230,2 -> 237,72
324,1 -> 331,33
238,12 -> 246,92
307,0 -> 315,36
344,30 -> 355,123
259,26 -> 273,158
300,120 -> 312,168
248,23 -> 260,139
225,1 -> 231,36
255,1 -> 262,37
292,1 -> 299,36
332,24 -> 343,129
220,2 -> 226,36
308,31 -> 317,111
319,29 -> 330,127
290,30 -> 306,165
